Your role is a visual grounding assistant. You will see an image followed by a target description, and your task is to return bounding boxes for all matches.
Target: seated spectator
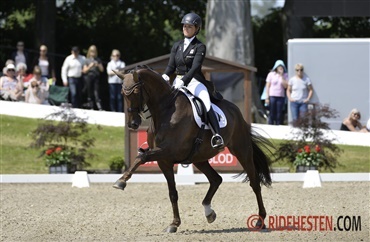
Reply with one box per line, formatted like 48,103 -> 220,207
16,63 -> 33,89
26,66 -> 49,104
340,109 -> 368,133
25,80 -> 46,104
0,63 -> 23,101
2,59 -> 15,77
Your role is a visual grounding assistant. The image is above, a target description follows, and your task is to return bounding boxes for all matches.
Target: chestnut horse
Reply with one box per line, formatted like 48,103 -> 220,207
113,66 -> 273,232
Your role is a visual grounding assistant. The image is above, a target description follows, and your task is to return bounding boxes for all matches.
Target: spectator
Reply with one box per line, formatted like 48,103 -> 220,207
340,109 -> 368,133
61,46 -> 86,108
286,63 -> 313,126
106,49 -> 125,112
83,45 -> 104,110
25,80 -> 46,104
32,45 -> 56,83
16,63 -> 33,89
27,66 -> 49,104
11,41 -> 31,73
264,60 -> 288,125
366,118 -> 370,132
0,64 -> 23,101
2,59 -> 15,77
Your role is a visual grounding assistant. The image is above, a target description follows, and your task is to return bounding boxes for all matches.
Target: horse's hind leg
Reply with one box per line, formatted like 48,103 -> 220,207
229,141 -> 267,229
157,161 -> 181,233
193,161 -> 222,223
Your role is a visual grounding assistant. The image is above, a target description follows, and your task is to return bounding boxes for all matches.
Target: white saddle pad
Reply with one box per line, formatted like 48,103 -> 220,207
180,88 -> 227,129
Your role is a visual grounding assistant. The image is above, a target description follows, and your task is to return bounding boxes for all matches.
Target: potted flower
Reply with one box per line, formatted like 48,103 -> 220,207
293,145 -> 325,172
273,104 -> 342,172
30,106 -> 97,173
108,156 -> 125,174
44,146 -> 78,173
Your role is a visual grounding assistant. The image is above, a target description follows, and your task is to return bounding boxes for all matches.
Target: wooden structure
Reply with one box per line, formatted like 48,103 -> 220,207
122,54 -> 257,172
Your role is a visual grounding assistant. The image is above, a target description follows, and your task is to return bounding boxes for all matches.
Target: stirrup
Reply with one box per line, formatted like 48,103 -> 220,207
211,134 -> 224,149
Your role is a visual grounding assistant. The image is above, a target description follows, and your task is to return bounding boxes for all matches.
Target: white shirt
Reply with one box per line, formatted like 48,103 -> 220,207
15,51 -> 26,67
107,60 -> 125,84
38,59 -> 49,76
184,36 -> 195,52
288,75 -> 312,102
61,54 -> 86,85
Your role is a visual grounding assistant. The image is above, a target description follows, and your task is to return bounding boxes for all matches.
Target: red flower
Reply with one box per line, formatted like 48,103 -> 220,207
45,148 -> 54,156
315,145 -> 321,152
55,147 -> 62,152
298,148 -> 303,153
304,145 -> 310,153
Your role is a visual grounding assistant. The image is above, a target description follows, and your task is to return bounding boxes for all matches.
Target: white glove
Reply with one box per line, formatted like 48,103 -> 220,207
173,78 -> 184,89
162,74 -> 170,82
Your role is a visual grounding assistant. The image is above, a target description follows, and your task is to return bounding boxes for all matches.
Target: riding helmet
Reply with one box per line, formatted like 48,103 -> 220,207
181,13 -> 202,27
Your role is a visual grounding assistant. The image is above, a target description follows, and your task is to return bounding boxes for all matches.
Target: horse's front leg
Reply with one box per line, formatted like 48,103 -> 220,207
157,161 -> 180,233
112,147 -> 167,190
113,153 -> 146,190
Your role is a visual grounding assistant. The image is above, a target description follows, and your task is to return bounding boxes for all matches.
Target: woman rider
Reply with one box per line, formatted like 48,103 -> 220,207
161,13 -> 224,149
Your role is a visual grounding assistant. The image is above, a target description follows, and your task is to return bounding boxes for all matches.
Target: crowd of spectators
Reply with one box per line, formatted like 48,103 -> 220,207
1,41 -> 125,112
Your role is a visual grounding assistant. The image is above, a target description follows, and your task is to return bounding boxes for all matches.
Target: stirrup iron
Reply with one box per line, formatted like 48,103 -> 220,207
211,134 -> 224,149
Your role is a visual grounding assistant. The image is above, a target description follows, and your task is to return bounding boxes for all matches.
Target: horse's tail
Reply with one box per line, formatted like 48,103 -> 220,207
234,128 -> 273,187
251,131 -> 273,187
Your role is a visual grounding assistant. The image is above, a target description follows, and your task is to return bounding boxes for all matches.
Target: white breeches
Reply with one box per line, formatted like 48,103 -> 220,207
175,77 -> 211,111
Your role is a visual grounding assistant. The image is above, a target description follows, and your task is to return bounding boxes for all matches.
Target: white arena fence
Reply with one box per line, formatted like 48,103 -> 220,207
1,101 -> 369,183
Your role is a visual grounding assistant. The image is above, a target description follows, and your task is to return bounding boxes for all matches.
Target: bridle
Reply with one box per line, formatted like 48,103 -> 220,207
122,80 -> 144,115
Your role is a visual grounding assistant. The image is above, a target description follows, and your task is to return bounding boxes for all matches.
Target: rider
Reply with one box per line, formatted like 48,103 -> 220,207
162,13 -> 224,149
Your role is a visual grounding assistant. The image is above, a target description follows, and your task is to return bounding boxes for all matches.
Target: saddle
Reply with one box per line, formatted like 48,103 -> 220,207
178,87 -> 227,164
180,87 -> 227,130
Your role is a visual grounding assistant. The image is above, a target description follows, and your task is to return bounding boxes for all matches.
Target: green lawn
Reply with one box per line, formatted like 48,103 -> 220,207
1,115 -> 125,174
268,139 -> 369,173
1,114 -> 369,174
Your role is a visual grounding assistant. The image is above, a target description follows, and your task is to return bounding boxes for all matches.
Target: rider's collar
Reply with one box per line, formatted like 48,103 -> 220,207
184,36 -> 195,45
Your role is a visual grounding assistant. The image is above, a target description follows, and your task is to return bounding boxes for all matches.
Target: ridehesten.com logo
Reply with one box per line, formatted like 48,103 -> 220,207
246,214 -> 362,231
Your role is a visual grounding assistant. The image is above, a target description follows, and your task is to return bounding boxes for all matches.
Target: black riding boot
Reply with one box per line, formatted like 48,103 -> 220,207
207,108 -> 224,149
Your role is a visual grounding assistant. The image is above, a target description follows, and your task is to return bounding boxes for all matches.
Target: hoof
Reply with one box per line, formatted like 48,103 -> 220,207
112,180 -> 126,190
164,225 -> 177,233
206,210 -> 217,223
256,219 -> 266,229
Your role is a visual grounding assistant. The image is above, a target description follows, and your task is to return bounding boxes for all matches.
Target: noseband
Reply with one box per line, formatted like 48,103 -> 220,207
122,80 -> 144,114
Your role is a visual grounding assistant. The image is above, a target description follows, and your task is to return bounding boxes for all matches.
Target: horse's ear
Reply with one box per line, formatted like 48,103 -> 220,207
133,71 -> 139,82
113,70 -> 125,80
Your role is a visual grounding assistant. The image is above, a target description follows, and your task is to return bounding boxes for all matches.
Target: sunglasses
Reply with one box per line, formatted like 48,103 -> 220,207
296,69 -> 303,72
7,69 -> 15,72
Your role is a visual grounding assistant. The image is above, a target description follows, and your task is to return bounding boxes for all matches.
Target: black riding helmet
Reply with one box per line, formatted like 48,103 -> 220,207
181,13 -> 202,35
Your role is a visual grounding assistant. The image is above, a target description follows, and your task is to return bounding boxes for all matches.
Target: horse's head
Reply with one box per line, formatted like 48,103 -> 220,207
114,70 -> 143,130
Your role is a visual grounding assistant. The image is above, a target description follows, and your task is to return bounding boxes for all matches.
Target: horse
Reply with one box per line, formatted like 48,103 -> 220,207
113,66 -> 273,233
